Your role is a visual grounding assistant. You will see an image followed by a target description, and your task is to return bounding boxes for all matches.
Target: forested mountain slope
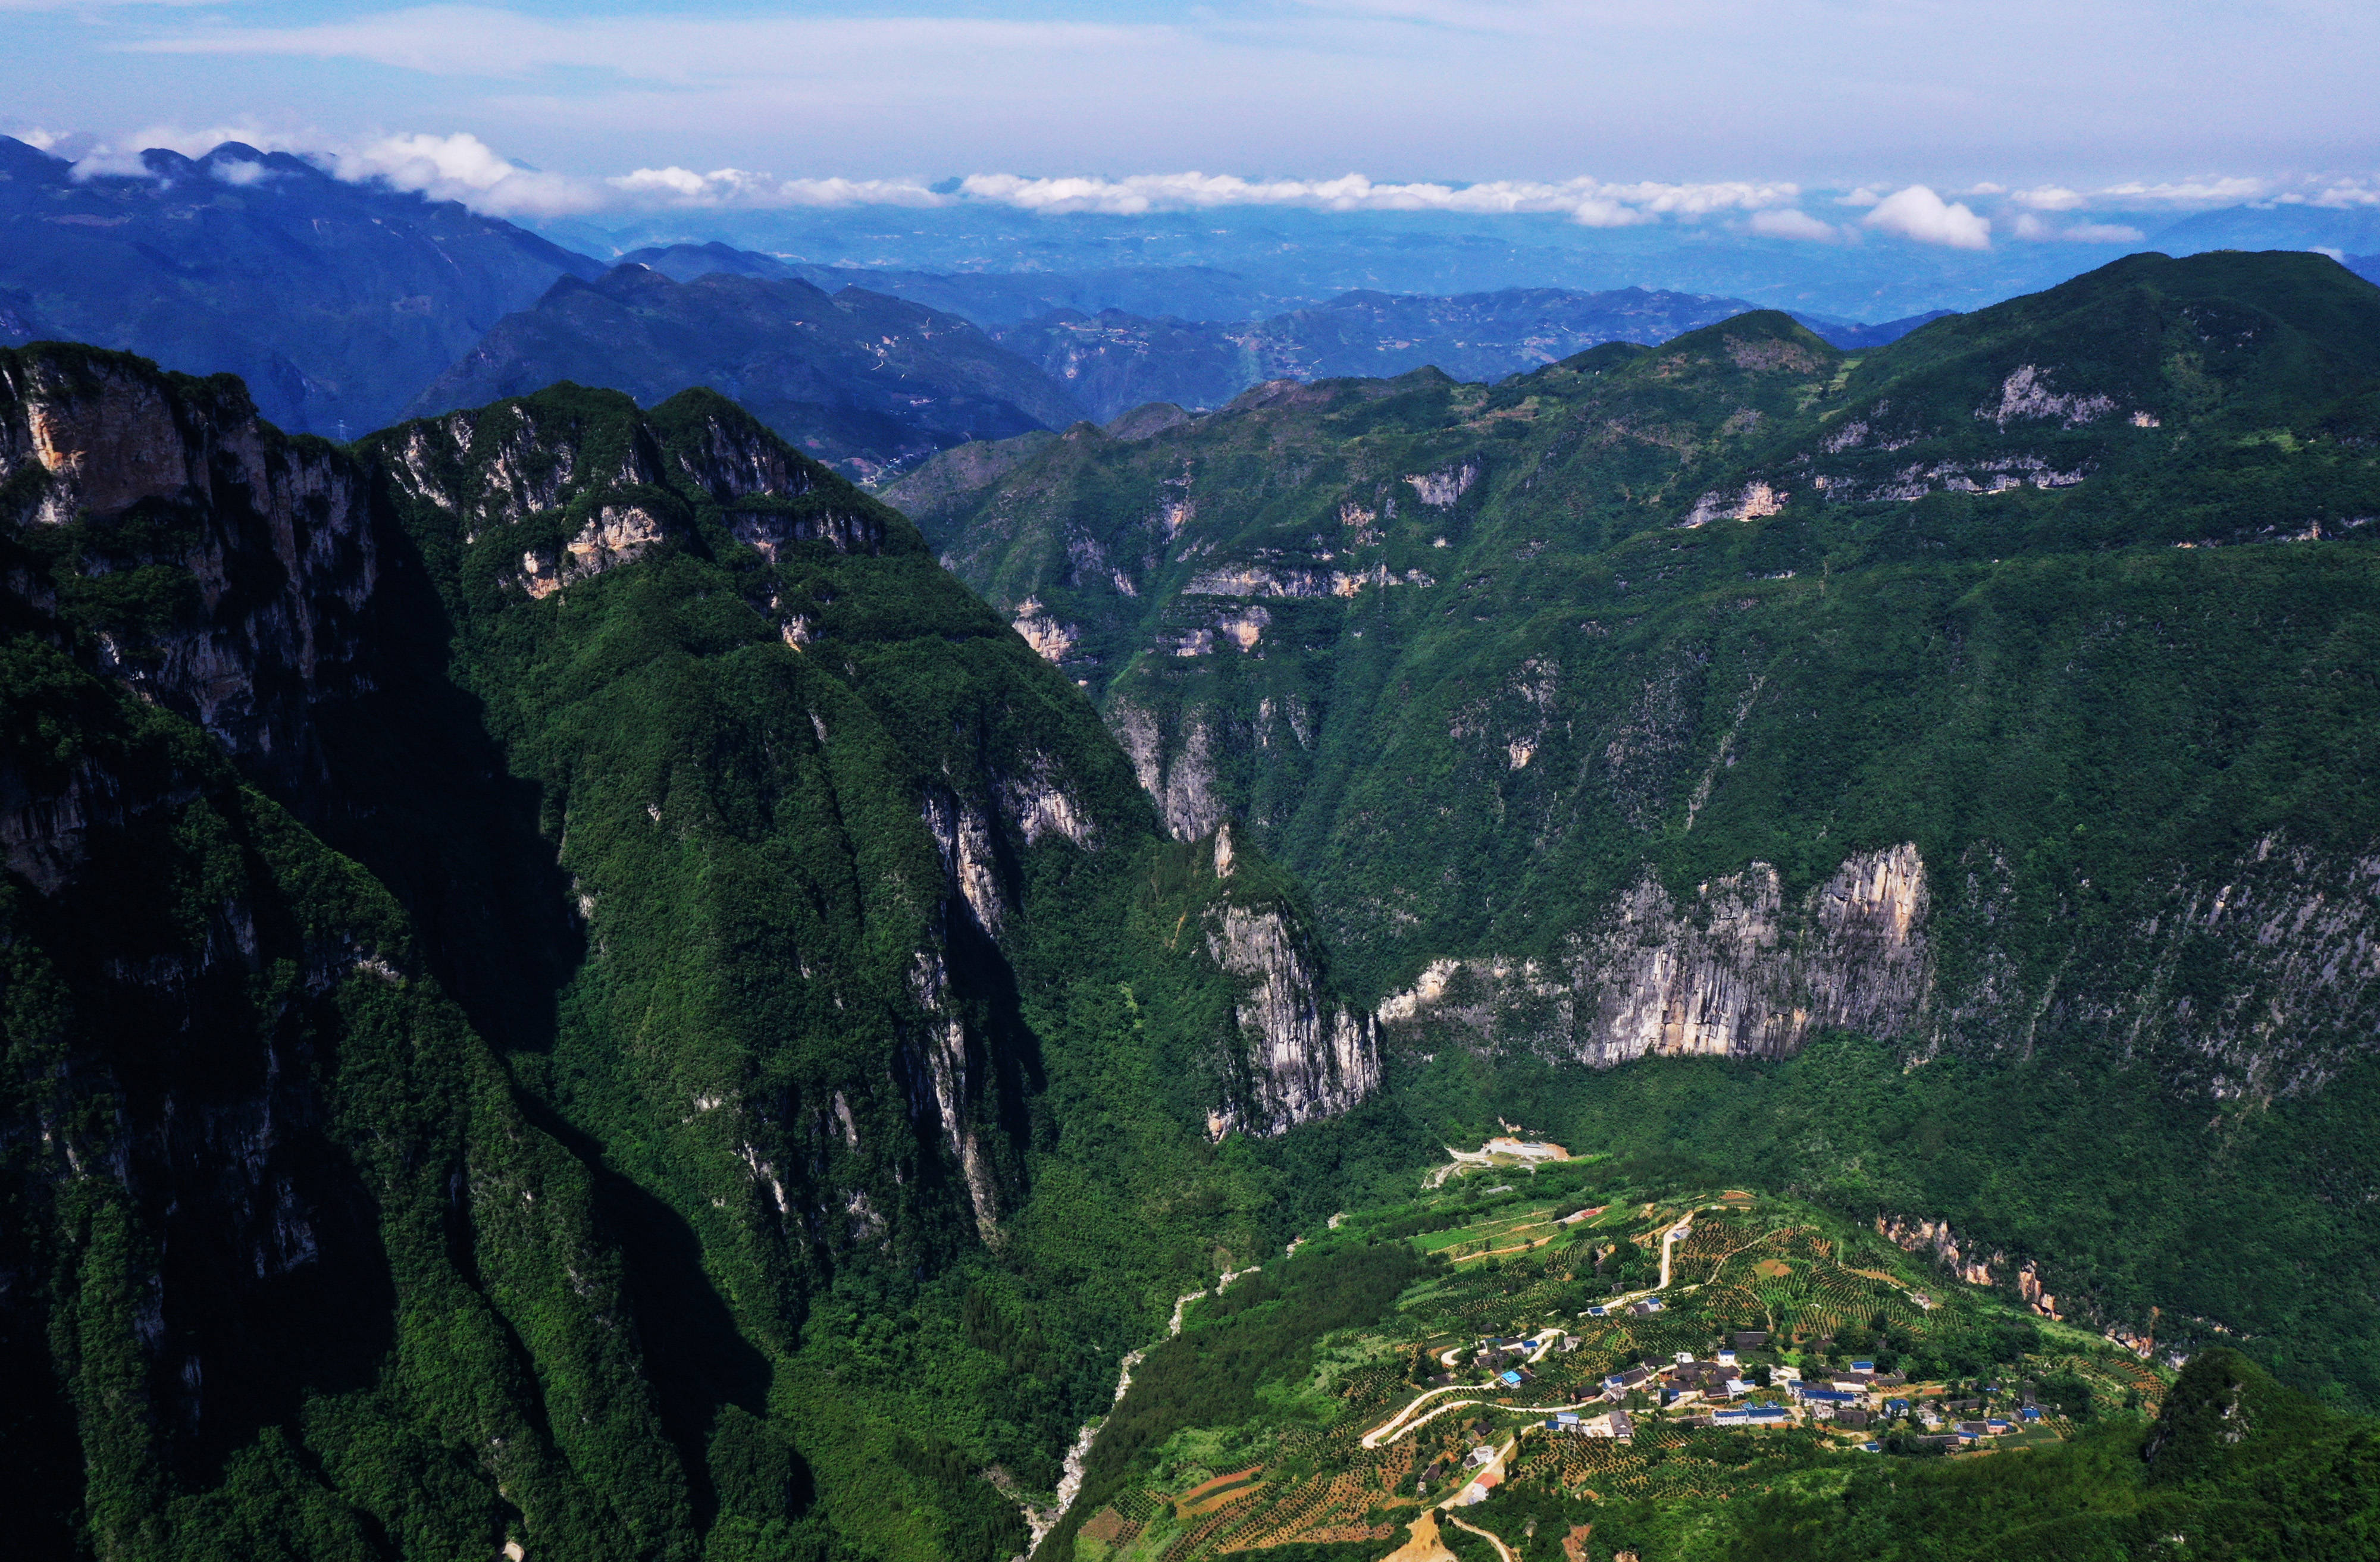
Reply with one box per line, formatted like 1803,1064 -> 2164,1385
0,343 -> 1385,1558
0,137 -> 603,436
406,265 -> 1090,481
885,251 -> 2380,1400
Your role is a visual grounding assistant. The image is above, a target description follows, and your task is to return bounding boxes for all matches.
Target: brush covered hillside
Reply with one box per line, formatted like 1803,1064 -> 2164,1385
0,137 -> 603,435
406,264 -> 1091,481
885,250 -> 2380,1404
0,343 -> 1394,1560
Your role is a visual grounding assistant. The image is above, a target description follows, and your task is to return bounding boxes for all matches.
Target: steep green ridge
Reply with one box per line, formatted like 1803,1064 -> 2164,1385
885,252 -> 2380,1400
0,347 -> 1384,1558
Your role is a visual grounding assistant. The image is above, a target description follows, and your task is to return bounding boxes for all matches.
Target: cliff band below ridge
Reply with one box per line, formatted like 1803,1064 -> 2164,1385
1377,844 -> 1930,1064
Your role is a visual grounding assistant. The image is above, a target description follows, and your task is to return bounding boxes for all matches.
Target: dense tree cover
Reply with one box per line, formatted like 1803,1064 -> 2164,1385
891,252 -> 2380,1404
0,357 -> 1381,1559
1706,1351 -> 2378,1562
1039,1237 -> 1426,1560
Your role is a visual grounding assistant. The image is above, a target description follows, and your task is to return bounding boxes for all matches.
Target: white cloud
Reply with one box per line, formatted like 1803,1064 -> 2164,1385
2085,177 -> 2271,208
62,121 -> 283,177
1834,187 -> 1883,207
1748,207 -> 1842,242
594,165 -> 1803,224
610,166 -> 946,207
2300,182 -> 2380,209
1862,184 -> 1990,249
210,154 -> 273,186
957,171 -> 1799,223
327,131 -> 603,216
2010,212 -> 2144,243
2062,222 -> 2147,243
2011,185 -> 2085,211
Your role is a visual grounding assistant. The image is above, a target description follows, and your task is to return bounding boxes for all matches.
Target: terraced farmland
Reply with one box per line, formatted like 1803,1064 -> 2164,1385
1052,1162 -> 2173,1562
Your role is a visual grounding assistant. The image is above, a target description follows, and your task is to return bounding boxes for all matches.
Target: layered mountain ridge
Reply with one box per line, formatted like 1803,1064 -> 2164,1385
403,265 -> 1091,482
0,136 -> 604,436
0,343 -> 1382,1558
889,250 -> 2380,1395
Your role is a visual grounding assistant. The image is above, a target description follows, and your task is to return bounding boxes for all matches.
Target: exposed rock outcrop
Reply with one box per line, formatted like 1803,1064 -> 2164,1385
518,503 -> 665,597
904,950 -> 1005,1243
728,503 -> 885,560
1377,843 -> 1931,1064
1204,897 -> 1381,1138
1012,596 -> 1079,664
0,346 -> 378,792
1114,700 -> 1227,841
1875,1213 -> 2002,1288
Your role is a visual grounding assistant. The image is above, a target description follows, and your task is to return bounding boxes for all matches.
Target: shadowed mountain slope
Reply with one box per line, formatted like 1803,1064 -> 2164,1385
0,346 -> 1385,1559
0,136 -> 603,435
407,264 -> 1090,482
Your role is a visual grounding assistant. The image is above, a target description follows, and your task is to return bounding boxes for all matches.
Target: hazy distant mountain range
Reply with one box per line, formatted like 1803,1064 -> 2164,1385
0,136 -> 600,434
597,241 -> 1953,425
545,192 -> 2380,324
619,239 -> 1300,325
6,134 -> 2349,472
405,264 -> 1089,479
990,290 -> 1956,420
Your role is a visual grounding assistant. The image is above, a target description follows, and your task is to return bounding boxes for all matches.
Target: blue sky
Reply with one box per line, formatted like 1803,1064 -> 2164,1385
6,0 -> 2378,241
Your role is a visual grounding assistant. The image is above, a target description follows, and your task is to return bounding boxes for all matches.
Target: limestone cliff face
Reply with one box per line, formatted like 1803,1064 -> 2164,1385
1378,843 -> 1931,1065
0,346 -> 378,796
1201,829 -> 1382,1137
1875,1213 -> 2071,1324
1114,698 -> 1227,841
1875,1213 -> 2004,1290
1376,829 -> 2380,1106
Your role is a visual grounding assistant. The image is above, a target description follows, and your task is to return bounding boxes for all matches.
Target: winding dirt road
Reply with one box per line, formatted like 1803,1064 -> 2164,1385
1445,1512 -> 1517,1562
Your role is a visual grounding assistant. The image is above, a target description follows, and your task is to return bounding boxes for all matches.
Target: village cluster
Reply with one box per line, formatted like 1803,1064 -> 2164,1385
1572,1329 -> 2046,1444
